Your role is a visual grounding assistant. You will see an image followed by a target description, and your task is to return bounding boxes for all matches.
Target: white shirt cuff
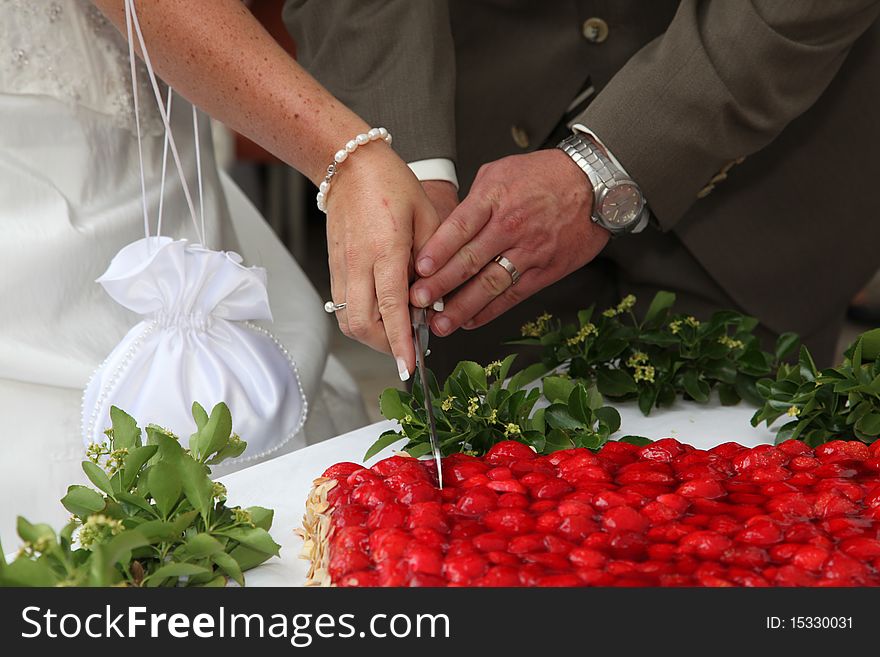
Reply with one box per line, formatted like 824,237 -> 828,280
570,124 -> 632,178
407,158 -> 459,190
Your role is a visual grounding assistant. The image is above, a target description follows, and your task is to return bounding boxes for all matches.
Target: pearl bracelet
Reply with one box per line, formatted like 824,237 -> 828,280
316,127 -> 392,213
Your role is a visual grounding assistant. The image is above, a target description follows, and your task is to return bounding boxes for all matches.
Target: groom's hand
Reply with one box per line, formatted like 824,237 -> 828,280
409,149 -> 610,336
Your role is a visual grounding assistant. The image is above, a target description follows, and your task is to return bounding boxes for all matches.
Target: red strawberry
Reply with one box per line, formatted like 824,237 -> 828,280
544,534 -> 577,554
537,574 -> 583,587
473,532 -> 509,553
446,459 -> 489,483
366,502 -> 407,530
789,455 -> 820,471
333,526 -> 369,552
454,486 -> 498,516
329,548 -> 371,578
405,543 -> 443,575
485,441 -> 536,465
497,492 -> 530,509
322,462 -> 365,479
557,515 -> 598,541
486,466 -> 513,481
533,479 -> 574,500
679,531 -> 732,560
607,531 -> 648,559
535,512 -> 563,533
557,499 -> 594,517
676,478 -> 726,499
840,537 -> 880,559
369,528 -> 411,562
508,533 -> 547,554
735,520 -> 783,546
721,545 -> 769,568
577,568 -> 616,586
487,479 -> 527,494
406,501 -> 450,533
474,566 -> 520,587
410,527 -> 445,548
814,491 -> 859,518
371,455 -> 423,477
602,506 -> 649,533
350,480 -> 396,507
774,565 -> 815,587
486,550 -> 520,566
333,504 -> 369,528
524,552 -> 571,570
777,440 -> 810,456
483,508 -> 536,534
339,570 -> 378,587
569,547 -> 607,568
791,545 -> 830,571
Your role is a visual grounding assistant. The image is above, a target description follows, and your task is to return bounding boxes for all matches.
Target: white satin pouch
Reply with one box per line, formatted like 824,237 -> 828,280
81,236 -> 306,463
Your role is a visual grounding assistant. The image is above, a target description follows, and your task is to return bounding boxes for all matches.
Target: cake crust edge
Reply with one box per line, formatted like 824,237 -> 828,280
296,476 -> 337,587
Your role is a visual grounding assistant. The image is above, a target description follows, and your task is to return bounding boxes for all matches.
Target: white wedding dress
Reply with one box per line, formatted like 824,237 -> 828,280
0,0 -> 367,548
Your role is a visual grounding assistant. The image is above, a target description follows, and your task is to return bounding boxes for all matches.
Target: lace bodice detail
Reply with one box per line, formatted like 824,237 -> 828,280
0,0 -> 163,135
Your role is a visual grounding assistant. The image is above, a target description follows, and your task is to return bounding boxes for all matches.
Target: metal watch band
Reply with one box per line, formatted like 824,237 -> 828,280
557,134 -> 649,235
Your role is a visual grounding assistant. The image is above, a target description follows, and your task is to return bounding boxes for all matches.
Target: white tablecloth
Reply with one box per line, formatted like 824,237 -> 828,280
220,398 -> 777,587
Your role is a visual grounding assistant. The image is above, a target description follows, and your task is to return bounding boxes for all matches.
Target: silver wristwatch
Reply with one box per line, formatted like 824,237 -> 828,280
557,131 -> 648,235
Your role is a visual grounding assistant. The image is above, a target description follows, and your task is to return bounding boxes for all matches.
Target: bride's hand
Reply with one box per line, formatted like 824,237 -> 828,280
325,144 -> 440,381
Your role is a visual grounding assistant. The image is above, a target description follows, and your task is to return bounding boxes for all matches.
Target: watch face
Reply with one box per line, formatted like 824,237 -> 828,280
599,183 -> 643,227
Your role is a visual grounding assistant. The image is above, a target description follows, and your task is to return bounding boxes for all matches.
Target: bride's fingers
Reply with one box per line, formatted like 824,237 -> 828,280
374,249 -> 416,381
343,264 -> 389,355
430,248 -> 532,337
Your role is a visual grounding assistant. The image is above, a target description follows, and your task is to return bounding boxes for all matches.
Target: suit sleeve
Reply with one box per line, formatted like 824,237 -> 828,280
283,0 -> 457,164
577,0 -> 880,230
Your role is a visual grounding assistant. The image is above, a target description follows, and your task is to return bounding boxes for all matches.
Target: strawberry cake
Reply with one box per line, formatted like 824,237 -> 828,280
298,438 -> 880,586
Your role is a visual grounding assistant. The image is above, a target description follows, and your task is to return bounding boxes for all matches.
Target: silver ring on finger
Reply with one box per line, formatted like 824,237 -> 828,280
324,300 -> 347,313
492,254 -> 521,286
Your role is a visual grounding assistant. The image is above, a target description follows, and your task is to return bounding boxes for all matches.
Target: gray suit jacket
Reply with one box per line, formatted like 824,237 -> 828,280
285,0 -> 880,342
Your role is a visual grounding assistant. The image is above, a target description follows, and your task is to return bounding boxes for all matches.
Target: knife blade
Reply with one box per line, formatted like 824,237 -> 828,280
411,306 -> 443,489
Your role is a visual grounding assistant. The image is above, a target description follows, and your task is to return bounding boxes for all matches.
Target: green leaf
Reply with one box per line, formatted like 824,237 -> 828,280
178,458 -> 213,519
228,544 -> 274,572
798,346 -> 818,382
379,388 -> 409,421
619,435 -> 653,446
121,445 -> 158,490
543,429 -> 574,453
596,368 -> 638,397
595,406 -> 621,434
16,517 -> 56,546
115,491 -> 156,515
642,291 -> 676,327
192,402 -> 233,462
638,387 -> 658,416
855,413 -> 880,437
508,362 -> 551,391
496,354 -> 518,383
245,506 -> 274,532
717,383 -> 741,406
774,332 -> 800,361
857,328 -> 880,362
177,533 -> 225,559
217,527 -> 281,557
545,403 -> 586,432
682,370 -> 709,403
567,385 -> 591,424
143,562 -> 212,586
211,551 -> 244,586
457,361 -> 488,391
192,402 -> 210,431
110,406 -> 141,450
82,461 -> 115,499
0,558 -> 58,587
148,461 -> 182,518
543,375 -> 576,404
61,485 -> 106,518
364,430 -> 406,461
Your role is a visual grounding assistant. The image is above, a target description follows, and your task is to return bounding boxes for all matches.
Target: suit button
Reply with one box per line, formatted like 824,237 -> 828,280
510,125 -> 531,149
582,17 -> 609,43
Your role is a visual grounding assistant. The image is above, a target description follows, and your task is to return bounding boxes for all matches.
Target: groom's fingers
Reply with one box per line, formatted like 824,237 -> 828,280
412,188 -> 496,281
462,270 -> 546,330
428,248 -> 532,337
410,204 -> 511,310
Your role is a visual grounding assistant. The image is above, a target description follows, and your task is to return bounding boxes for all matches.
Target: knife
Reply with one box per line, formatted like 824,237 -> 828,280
411,306 -> 443,489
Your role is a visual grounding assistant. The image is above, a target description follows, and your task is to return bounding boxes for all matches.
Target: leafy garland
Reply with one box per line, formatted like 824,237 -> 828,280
512,291 -> 800,415
370,355 -> 626,459
0,403 -> 280,587
752,329 -> 880,446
